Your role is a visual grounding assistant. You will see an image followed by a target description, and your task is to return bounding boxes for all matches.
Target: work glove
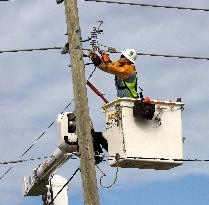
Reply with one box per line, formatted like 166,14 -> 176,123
88,50 -> 102,67
99,49 -> 111,64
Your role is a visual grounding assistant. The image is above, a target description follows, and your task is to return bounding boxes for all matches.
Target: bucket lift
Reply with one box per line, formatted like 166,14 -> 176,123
86,80 -> 184,169
102,98 -> 184,170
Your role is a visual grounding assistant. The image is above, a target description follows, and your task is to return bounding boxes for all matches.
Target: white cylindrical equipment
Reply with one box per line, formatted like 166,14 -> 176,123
50,175 -> 68,205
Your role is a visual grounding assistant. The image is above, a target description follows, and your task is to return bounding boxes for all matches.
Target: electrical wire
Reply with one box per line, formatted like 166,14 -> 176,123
87,66 -> 97,80
0,156 -> 49,165
0,62 -> 97,180
73,153 -> 209,163
19,99 -> 74,160
84,0 -> 209,13
2,153 -> 209,167
136,52 -> 209,61
0,47 -> 61,54
0,155 -> 77,166
0,99 -> 74,180
2,45 -> 209,61
49,167 -> 80,205
83,47 -> 209,61
0,36 -> 90,54
68,62 -> 94,68
107,155 -> 209,162
96,153 -> 120,188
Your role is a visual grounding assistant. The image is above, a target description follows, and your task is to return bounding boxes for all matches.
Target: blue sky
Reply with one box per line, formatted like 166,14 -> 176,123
1,0 -> 209,204
22,174 -> 209,205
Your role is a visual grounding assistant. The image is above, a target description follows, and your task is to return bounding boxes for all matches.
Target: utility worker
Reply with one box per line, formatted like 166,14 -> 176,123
88,49 -> 139,98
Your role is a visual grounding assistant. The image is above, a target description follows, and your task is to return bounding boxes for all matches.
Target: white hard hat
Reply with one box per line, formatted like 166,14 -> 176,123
121,49 -> 137,63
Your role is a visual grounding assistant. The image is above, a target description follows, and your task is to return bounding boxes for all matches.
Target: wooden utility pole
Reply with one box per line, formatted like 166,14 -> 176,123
64,0 -> 100,205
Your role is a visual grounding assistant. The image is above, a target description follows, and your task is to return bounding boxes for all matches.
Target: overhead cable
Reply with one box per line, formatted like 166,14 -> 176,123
0,156 -> 49,165
0,47 -> 61,54
18,99 -> 74,160
83,48 -> 209,61
84,0 -> 209,13
108,155 -> 209,162
0,99 -> 74,180
136,51 -> 209,61
2,46 -> 209,61
2,154 -> 209,166
0,62 -> 97,181
0,154 -> 79,166
68,62 -> 94,68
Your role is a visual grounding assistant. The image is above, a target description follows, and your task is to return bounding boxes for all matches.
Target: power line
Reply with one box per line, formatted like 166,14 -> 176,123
19,99 -> 74,160
0,99 -> 74,181
84,0 -> 209,13
2,153 -> 209,166
0,156 -> 49,165
0,63 -> 97,180
68,62 -> 94,68
108,155 -> 209,162
49,167 -> 80,205
83,47 -> 209,61
2,152 -> 209,167
136,52 -> 209,61
2,46 -> 209,61
75,153 -> 209,163
0,154 -> 79,166
0,47 -> 61,54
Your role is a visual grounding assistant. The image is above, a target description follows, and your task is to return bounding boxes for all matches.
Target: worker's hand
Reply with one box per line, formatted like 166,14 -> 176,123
88,50 -> 102,67
98,48 -> 105,56
88,50 -> 97,59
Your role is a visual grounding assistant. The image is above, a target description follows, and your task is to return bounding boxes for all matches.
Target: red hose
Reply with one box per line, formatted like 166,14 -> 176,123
87,80 -> 109,104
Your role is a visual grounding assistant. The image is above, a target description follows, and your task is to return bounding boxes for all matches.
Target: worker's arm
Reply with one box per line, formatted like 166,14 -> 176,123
88,51 -> 135,79
99,61 -> 135,79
